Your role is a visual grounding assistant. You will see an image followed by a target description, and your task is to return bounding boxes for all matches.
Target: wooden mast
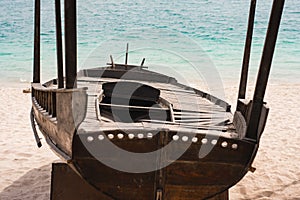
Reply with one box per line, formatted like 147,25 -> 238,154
246,0 -> 285,140
55,0 -> 64,88
65,0 -> 77,89
238,0 -> 257,99
33,0 -> 41,83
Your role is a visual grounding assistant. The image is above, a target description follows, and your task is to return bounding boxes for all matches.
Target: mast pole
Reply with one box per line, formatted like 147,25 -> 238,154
238,0 -> 257,100
33,0 -> 41,83
55,0 -> 64,88
246,0 -> 285,140
65,0 -> 77,89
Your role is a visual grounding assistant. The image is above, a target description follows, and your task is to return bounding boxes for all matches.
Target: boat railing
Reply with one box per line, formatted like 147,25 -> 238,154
31,83 -> 88,152
32,83 -> 57,117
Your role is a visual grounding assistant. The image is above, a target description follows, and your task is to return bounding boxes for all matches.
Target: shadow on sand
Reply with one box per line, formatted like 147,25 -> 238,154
0,164 -> 52,200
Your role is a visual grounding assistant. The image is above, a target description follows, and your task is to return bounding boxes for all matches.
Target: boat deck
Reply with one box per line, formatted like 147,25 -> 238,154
76,76 -> 236,138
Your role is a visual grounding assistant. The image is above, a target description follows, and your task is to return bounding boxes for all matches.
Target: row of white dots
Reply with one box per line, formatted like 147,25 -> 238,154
87,134 -> 238,150
87,133 -> 154,142
171,135 -> 238,150
221,141 -> 238,149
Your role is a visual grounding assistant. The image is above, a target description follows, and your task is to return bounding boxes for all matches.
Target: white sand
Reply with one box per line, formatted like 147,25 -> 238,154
0,81 -> 299,199
229,82 -> 300,200
0,86 -> 57,200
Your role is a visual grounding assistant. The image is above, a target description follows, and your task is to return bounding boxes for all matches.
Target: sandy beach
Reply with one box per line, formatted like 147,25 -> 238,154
0,80 -> 299,200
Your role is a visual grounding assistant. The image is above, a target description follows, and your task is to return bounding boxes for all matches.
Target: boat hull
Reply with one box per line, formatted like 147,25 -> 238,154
72,129 -> 257,199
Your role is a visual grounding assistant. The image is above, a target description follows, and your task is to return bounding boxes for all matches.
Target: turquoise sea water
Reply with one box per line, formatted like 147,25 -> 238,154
0,0 -> 299,85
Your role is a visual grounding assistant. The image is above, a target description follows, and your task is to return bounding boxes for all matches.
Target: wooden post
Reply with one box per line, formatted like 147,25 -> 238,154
141,58 -> 145,67
246,0 -> 285,140
110,55 -> 115,68
55,0 -> 64,88
125,43 -> 129,65
33,0 -> 41,83
65,0 -> 77,89
238,0 -> 257,99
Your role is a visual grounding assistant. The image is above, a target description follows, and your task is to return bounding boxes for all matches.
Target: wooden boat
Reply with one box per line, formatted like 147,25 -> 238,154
30,0 -> 285,199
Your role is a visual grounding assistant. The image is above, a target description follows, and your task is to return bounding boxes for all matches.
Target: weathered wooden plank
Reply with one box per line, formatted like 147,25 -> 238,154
82,68 -> 175,83
165,161 -> 244,186
74,159 -> 157,199
164,185 -> 228,200
51,163 -> 113,200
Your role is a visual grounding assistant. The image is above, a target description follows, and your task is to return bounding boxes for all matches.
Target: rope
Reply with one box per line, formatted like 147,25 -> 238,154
30,108 -> 42,148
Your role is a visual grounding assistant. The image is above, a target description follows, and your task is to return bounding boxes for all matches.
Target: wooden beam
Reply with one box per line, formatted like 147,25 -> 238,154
55,0 -> 64,88
33,0 -> 41,83
246,0 -> 285,140
65,0 -> 77,89
238,0 -> 257,100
